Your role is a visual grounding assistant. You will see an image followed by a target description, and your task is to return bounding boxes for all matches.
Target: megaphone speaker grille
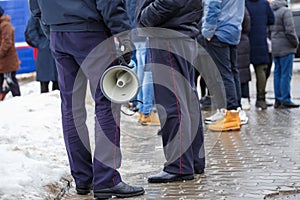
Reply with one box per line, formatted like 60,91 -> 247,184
100,65 -> 139,104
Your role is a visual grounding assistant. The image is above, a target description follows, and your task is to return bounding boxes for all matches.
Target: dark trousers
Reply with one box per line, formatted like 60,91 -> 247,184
204,36 -> 241,110
241,82 -> 250,99
50,32 -> 122,190
149,37 -> 205,174
0,71 -> 21,96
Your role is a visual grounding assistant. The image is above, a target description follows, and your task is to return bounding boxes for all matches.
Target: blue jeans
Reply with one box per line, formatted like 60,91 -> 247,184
134,40 -> 154,116
273,54 -> 294,103
204,36 -> 241,110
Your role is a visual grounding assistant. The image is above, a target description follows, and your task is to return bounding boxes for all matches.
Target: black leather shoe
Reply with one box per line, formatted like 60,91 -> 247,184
194,169 -> 204,174
76,185 -> 92,195
274,100 -> 282,108
94,182 -> 144,199
148,171 -> 194,183
280,101 -> 300,108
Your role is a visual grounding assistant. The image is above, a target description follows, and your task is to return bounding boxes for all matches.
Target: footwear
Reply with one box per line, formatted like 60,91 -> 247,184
76,185 -> 92,195
204,109 -> 226,124
239,109 -> 248,125
208,110 -> 241,132
279,101 -> 300,109
138,113 -> 143,123
200,95 -> 212,110
94,182 -> 144,199
157,129 -> 162,135
0,86 -> 10,101
140,111 -> 160,126
241,98 -> 251,110
265,99 -> 273,107
194,169 -> 205,174
148,171 -> 194,183
274,99 -> 282,108
255,100 -> 267,110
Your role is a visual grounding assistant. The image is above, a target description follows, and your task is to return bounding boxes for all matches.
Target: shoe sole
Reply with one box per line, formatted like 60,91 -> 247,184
140,122 -> 160,126
148,174 -> 194,183
208,125 -> 241,132
94,190 -> 145,199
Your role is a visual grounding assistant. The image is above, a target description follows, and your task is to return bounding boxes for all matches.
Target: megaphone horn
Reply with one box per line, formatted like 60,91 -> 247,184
100,65 -> 139,104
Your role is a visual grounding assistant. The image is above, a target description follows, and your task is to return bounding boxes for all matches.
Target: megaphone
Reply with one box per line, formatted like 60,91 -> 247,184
100,65 -> 139,104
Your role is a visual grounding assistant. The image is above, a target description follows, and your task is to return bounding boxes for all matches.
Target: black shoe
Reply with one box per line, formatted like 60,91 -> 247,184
148,171 -> 194,183
200,96 -> 212,110
194,169 -> 204,174
279,101 -> 300,109
274,100 -> 282,108
255,100 -> 267,110
76,185 -> 92,195
94,182 -> 144,199
157,129 -> 162,136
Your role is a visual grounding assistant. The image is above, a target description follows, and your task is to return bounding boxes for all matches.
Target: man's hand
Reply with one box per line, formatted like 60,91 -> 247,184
118,35 -> 134,65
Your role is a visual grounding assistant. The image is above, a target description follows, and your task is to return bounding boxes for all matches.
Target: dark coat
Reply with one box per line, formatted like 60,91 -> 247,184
237,8 -> 251,83
25,17 -> 57,81
135,0 -> 202,38
29,0 -> 131,35
270,0 -> 299,57
0,15 -> 20,73
246,0 -> 275,65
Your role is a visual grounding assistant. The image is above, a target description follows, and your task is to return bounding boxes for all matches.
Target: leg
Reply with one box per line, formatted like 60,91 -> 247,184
52,81 -> 60,91
280,54 -> 293,103
205,37 -> 239,110
40,81 -> 49,93
254,64 -> 267,101
5,71 -> 21,96
273,57 -> 281,102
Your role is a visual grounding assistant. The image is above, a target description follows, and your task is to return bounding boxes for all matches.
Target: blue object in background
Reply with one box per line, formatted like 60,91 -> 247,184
0,0 -> 35,74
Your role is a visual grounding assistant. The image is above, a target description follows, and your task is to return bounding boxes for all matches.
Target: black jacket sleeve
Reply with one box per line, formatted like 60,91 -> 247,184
139,0 -> 185,27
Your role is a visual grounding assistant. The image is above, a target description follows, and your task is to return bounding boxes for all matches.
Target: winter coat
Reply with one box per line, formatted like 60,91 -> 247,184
135,0 -> 202,38
246,0 -> 275,65
25,17 -> 58,82
238,8 -> 251,83
202,0 -> 245,45
0,14 -> 20,73
29,0 -> 131,36
270,0 -> 299,57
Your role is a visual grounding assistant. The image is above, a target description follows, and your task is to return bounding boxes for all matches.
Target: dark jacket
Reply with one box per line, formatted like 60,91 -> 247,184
270,0 -> 299,57
29,0 -> 131,36
246,0 -> 275,65
135,0 -> 202,38
0,15 -> 20,73
25,16 -> 57,82
237,8 -> 251,83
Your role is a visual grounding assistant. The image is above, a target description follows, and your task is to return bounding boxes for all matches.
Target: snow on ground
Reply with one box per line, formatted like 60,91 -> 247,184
0,80 -> 70,200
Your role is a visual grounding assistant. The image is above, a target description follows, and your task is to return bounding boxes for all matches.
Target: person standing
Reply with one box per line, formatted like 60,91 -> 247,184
0,6 -> 21,99
201,0 -> 245,131
29,0 -> 144,199
136,0 -> 205,182
270,0 -> 299,108
246,0 -> 275,109
25,16 -> 59,93
125,0 -> 160,126
238,7 -> 252,110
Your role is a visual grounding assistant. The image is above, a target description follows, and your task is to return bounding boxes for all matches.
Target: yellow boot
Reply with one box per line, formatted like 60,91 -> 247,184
140,111 -> 160,126
208,110 -> 241,132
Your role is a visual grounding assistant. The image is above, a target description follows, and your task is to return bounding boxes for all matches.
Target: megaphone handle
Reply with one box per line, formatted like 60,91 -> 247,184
118,54 -> 134,69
